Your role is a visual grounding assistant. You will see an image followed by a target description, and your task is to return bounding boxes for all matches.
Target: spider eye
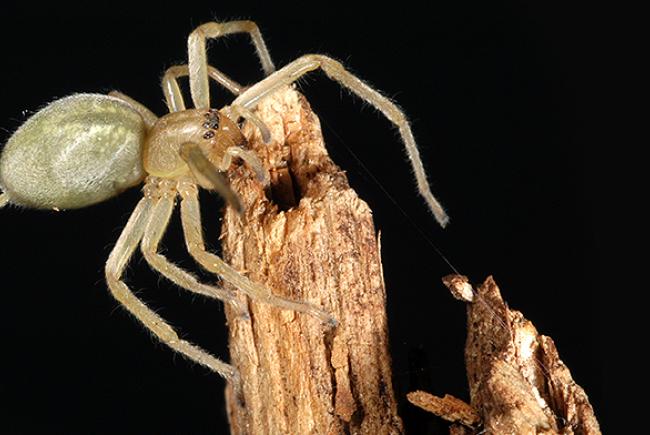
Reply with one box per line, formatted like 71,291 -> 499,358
203,110 -> 220,130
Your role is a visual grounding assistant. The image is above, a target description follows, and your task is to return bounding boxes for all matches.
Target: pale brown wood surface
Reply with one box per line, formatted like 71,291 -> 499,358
221,87 -> 403,434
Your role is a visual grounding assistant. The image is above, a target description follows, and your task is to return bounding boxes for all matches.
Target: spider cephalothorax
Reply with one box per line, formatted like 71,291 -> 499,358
0,21 -> 448,396
145,109 -> 245,177
144,107 -> 258,213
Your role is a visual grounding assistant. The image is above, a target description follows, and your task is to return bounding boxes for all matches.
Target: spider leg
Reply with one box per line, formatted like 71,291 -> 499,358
105,197 -> 241,385
107,91 -> 158,128
232,54 -> 450,227
0,192 -> 9,208
188,21 -> 276,109
162,65 -> 245,112
177,182 -> 337,327
140,189 -> 249,318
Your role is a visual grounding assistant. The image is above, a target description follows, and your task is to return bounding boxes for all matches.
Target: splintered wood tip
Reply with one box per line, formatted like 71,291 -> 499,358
442,274 -> 474,302
407,391 -> 480,427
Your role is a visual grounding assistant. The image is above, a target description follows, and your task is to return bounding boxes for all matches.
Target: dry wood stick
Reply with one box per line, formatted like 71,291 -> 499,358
221,86 -> 403,434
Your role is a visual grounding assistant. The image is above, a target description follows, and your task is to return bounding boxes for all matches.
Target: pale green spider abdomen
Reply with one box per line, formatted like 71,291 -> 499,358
0,93 -> 146,209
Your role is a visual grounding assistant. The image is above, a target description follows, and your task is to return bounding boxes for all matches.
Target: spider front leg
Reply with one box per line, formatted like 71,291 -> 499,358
188,21 -> 276,109
105,197 -> 241,384
232,54 -> 450,227
139,181 -> 249,317
177,181 -> 338,327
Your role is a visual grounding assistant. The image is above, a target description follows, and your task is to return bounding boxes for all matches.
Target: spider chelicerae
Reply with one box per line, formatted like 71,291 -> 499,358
0,21 -> 448,394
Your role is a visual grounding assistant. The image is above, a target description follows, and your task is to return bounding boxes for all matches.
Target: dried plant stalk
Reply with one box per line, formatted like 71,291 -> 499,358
221,86 -> 403,434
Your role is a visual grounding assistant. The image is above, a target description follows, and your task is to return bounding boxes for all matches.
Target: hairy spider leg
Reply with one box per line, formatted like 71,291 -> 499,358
178,180 -> 338,327
232,54 -> 450,227
162,65 -> 245,112
188,21 -> 276,109
105,197 -> 240,383
140,185 -> 248,317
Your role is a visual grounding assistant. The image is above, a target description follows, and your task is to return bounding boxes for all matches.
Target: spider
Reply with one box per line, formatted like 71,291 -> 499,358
0,21 -> 449,391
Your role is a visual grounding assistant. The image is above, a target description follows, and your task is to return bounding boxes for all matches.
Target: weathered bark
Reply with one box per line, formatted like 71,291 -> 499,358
221,87 -> 403,434
414,275 -> 601,434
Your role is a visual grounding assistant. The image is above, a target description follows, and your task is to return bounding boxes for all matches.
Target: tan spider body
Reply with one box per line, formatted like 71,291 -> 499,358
0,21 -> 448,394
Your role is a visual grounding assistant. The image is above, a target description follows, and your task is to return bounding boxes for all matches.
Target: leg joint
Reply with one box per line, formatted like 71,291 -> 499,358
185,240 -> 205,257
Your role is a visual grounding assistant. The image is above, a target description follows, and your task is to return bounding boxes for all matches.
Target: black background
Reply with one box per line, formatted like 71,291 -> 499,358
1,2 -> 610,434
